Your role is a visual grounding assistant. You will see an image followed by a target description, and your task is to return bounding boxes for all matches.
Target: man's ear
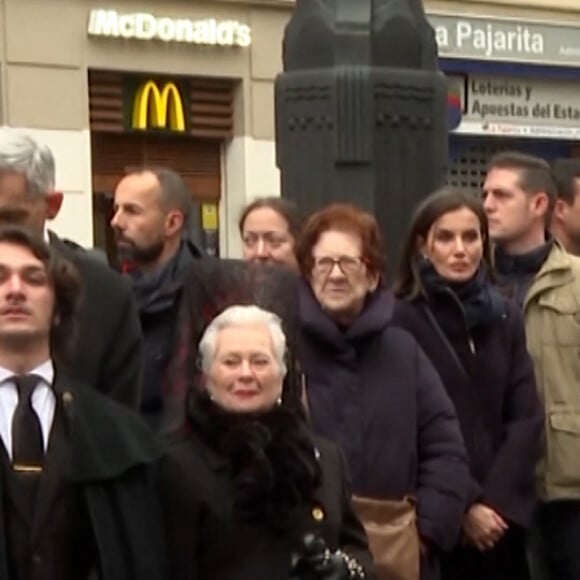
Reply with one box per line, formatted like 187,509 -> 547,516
552,198 -> 569,225
46,192 -> 64,220
531,191 -> 550,218
166,210 -> 185,236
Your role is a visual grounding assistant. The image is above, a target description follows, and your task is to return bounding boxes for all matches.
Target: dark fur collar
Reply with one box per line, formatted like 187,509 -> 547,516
187,394 -> 322,532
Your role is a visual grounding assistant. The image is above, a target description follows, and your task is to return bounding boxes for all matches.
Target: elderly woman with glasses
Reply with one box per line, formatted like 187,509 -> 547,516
297,204 -> 469,580
160,304 -> 375,580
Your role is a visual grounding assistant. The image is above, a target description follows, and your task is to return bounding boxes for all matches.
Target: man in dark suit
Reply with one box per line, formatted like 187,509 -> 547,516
0,225 -> 164,579
0,129 -> 141,407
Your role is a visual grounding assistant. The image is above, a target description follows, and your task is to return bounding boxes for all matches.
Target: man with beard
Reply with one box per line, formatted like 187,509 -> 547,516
551,159 -> 580,256
0,129 -> 141,408
111,168 -> 204,430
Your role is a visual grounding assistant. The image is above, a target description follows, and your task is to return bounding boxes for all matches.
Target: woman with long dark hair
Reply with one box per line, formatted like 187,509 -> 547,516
393,187 -> 543,580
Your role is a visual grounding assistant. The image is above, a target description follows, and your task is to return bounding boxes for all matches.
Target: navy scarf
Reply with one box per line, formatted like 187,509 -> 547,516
130,240 -> 193,314
419,258 -> 504,330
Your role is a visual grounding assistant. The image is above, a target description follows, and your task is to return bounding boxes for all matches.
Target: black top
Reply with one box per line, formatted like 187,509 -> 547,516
494,237 -> 554,307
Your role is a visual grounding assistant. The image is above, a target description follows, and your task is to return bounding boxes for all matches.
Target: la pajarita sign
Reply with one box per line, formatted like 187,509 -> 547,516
435,22 -> 543,59
428,13 -> 580,66
448,74 -> 580,139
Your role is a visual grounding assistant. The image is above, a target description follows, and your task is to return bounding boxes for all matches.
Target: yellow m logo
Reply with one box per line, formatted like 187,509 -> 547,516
132,81 -> 186,131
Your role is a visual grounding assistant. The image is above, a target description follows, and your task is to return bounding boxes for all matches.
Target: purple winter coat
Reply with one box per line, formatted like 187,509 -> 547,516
298,282 -> 469,558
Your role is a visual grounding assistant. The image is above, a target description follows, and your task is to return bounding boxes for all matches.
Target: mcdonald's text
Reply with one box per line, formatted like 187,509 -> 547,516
88,9 -> 251,48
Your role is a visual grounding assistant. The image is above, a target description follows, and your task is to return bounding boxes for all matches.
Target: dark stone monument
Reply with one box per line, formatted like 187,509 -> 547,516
275,0 -> 448,274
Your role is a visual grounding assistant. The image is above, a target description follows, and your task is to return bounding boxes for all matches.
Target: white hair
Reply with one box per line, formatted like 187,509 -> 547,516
199,305 -> 287,376
0,127 -> 56,196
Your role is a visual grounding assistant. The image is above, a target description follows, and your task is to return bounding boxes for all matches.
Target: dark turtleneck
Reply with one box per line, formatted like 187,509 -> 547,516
494,237 -> 554,307
187,394 -> 322,533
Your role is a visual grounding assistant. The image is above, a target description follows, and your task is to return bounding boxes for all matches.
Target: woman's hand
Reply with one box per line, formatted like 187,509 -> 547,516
462,503 -> 508,552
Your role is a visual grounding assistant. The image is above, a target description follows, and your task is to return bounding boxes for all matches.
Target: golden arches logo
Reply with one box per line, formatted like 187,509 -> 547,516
132,81 -> 186,131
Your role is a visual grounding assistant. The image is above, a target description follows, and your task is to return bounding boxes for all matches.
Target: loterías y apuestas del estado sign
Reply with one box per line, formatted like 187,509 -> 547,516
87,9 -> 251,48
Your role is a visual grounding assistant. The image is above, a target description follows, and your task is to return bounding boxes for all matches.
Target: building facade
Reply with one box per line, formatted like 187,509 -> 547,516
433,5 -> 580,193
0,0 -> 580,258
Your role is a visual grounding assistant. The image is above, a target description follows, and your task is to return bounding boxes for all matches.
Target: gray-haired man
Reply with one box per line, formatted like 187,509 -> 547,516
0,128 -> 142,408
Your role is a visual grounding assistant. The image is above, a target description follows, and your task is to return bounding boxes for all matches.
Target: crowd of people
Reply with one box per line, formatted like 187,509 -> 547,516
0,126 -> 580,580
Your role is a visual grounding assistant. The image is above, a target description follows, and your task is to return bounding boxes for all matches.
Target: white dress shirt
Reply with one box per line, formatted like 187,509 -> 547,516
0,360 -> 56,459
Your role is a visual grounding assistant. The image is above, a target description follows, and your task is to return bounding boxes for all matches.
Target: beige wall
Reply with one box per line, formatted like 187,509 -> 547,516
3,0 -> 87,128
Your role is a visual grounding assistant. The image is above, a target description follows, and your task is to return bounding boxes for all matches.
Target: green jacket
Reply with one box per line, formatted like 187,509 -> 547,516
524,242 -> 580,500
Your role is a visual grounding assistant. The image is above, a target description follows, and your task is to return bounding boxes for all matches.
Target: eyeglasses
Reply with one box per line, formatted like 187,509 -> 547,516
312,256 -> 366,275
242,232 -> 290,250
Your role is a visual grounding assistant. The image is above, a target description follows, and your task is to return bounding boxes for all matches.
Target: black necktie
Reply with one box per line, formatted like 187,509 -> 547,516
12,374 -> 44,468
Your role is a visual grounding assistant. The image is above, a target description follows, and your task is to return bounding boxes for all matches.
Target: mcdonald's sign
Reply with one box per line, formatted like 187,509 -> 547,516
132,80 -> 186,132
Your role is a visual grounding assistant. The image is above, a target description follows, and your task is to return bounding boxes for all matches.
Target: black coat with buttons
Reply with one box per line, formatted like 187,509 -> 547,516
0,373 -> 166,580
159,429 -> 374,580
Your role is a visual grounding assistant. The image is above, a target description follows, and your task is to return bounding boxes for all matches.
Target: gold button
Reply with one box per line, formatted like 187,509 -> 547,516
312,507 -> 324,521
62,391 -> 74,405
